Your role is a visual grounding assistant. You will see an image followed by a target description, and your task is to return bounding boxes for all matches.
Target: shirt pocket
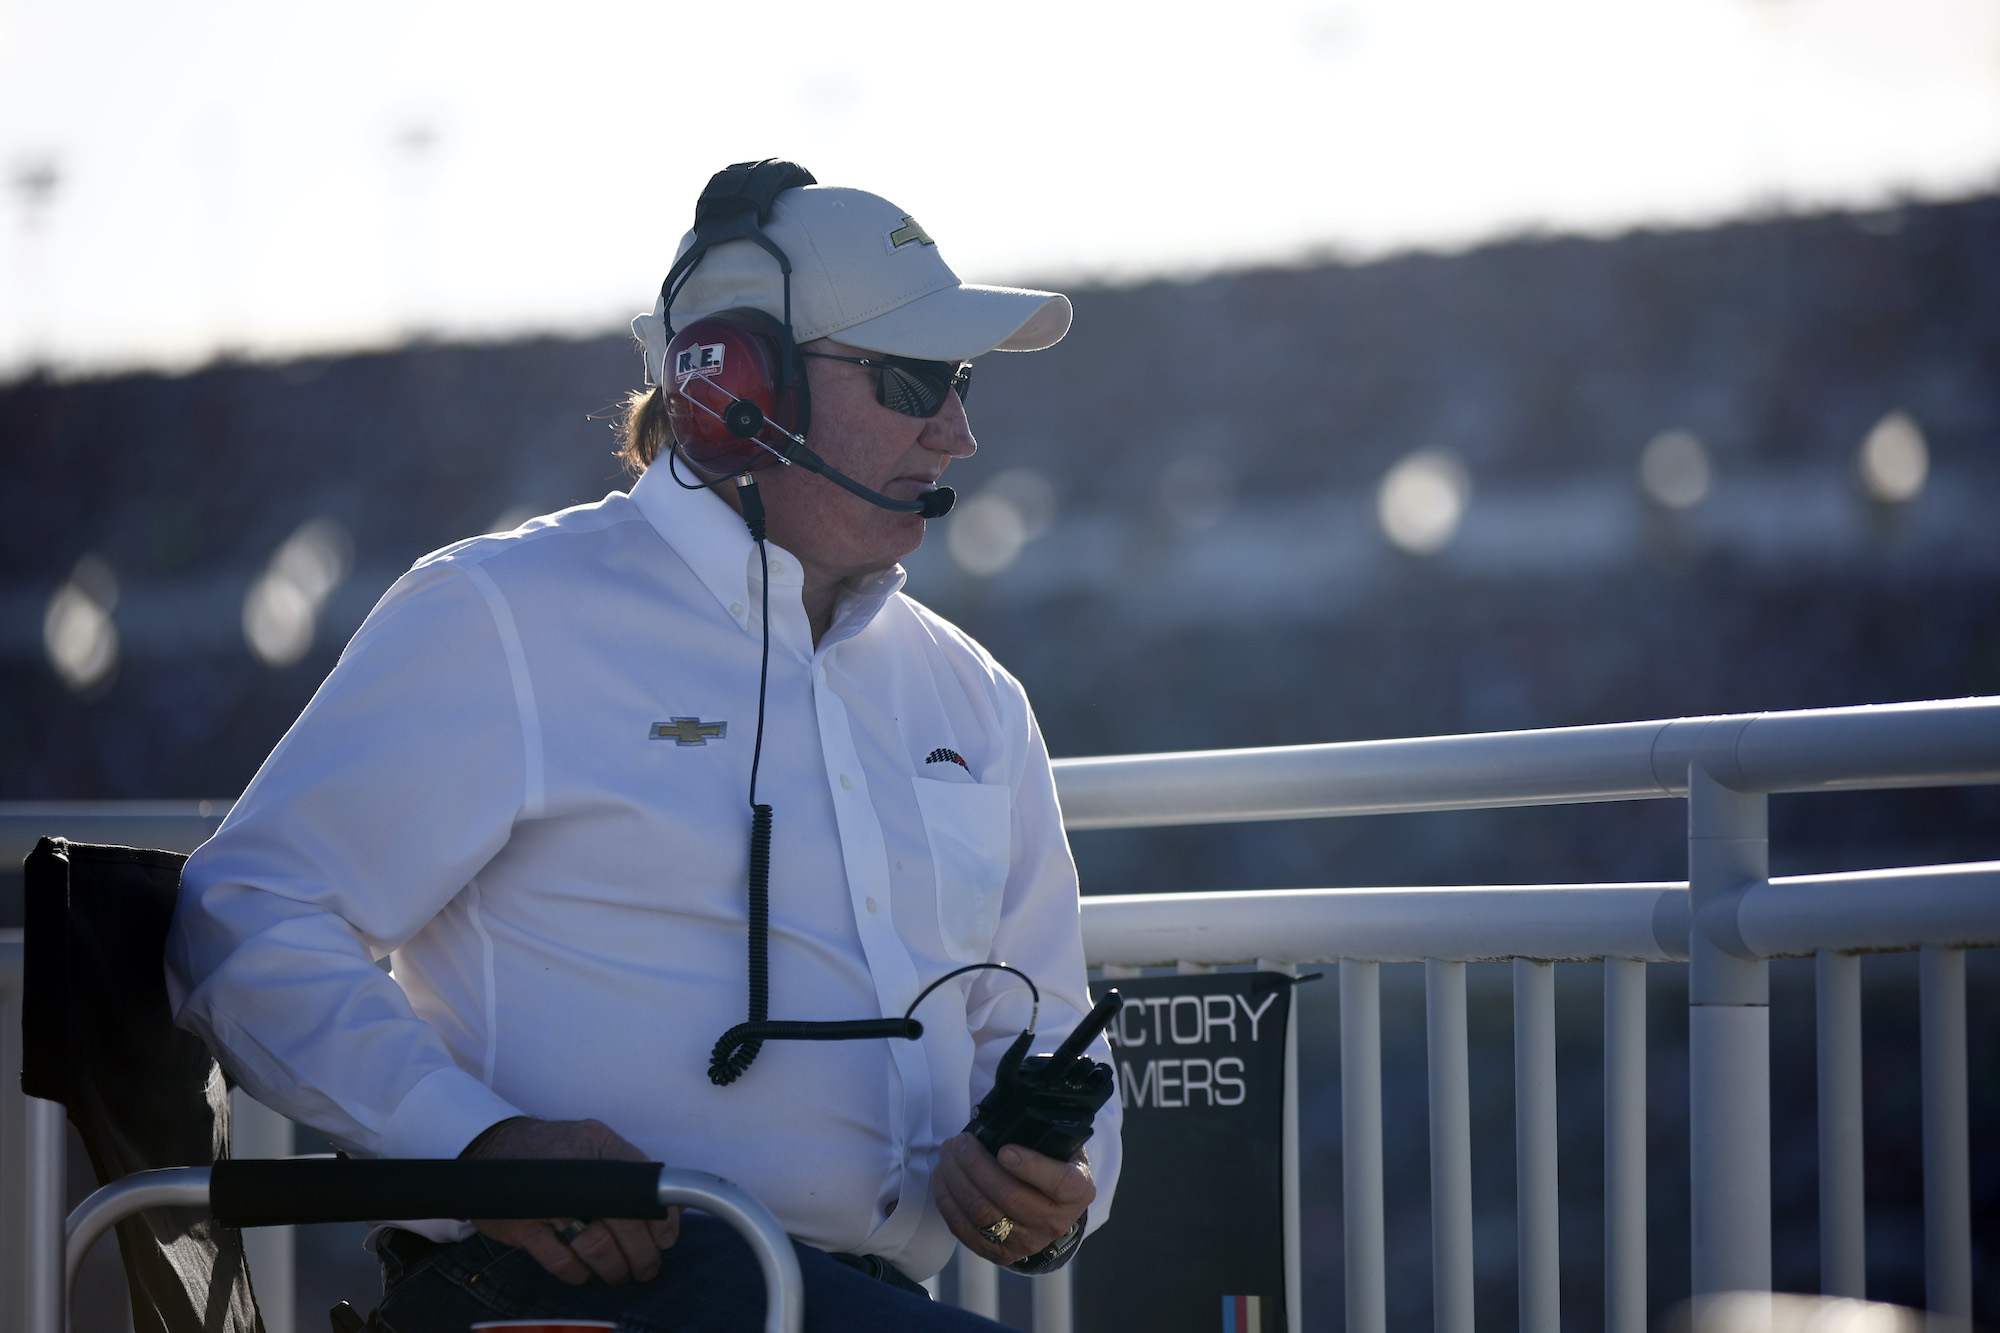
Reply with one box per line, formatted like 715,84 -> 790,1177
912,776 -> 1013,962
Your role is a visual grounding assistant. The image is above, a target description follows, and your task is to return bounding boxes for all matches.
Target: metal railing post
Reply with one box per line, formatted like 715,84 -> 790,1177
24,1096 -> 65,1333
1815,950 -> 1865,1299
1514,959 -> 1559,1333
1258,956 -> 1304,1333
1426,959 -> 1474,1333
1919,946 -> 1970,1323
1032,1265 -> 1073,1333
1603,957 -> 1647,1333
229,1089 -> 296,1333
1,934 -> 27,1333
956,1245 -> 999,1317
1341,959 -> 1385,1333
1686,767 -> 1771,1299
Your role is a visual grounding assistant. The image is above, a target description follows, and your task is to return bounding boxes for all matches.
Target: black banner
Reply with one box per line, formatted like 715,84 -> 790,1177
1075,971 -> 1293,1333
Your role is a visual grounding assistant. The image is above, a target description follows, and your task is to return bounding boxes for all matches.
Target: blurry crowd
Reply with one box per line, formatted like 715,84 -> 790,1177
7,194 -> 1995,886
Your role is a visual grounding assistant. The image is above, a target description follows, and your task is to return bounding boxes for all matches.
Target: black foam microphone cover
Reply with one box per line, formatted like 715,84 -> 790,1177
918,487 -> 955,519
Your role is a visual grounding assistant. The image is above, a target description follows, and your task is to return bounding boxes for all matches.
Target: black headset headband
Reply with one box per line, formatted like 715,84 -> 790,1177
659,159 -> 816,391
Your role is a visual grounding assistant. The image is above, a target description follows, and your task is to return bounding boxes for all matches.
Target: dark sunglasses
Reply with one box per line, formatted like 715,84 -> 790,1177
803,351 -> 972,418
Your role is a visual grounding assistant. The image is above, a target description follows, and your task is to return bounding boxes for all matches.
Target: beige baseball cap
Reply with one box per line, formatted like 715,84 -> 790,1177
633,184 -> 1071,384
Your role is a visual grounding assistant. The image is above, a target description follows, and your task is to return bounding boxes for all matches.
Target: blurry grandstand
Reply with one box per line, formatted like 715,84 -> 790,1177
4,195 -> 1997,1331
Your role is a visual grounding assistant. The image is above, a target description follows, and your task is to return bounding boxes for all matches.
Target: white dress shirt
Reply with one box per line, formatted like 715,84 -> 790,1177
166,462 -> 1120,1280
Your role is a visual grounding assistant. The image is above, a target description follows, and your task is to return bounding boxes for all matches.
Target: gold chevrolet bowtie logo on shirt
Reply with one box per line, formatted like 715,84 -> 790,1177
888,216 -> 934,249
651,718 -> 727,745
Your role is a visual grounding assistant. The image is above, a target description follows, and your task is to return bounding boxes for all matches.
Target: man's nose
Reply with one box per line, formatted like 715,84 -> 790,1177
920,391 -> 977,459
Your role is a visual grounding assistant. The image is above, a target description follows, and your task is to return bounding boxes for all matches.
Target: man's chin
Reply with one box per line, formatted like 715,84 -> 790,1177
884,521 -> 928,569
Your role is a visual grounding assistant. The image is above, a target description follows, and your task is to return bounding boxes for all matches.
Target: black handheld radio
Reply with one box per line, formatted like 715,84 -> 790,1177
965,988 -> 1122,1162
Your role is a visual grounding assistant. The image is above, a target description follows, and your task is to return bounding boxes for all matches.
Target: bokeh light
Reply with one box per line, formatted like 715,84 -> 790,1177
244,517 -> 353,666
1857,410 -> 1928,503
43,554 -> 119,692
947,495 -> 1029,578
983,469 -> 1058,541
1639,429 -> 1713,509
1377,449 -> 1471,555
946,468 -> 1055,578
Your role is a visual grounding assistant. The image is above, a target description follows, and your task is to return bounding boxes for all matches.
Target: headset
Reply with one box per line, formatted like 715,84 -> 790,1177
656,159 -> 955,520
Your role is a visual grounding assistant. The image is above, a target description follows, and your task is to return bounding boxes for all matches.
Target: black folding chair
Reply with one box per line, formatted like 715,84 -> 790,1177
21,837 -> 802,1333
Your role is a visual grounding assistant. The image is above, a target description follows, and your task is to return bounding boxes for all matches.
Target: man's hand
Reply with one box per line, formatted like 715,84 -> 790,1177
460,1116 -> 680,1285
932,1132 -> 1093,1267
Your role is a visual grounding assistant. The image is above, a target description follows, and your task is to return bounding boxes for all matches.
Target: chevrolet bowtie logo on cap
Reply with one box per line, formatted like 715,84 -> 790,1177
887,216 -> 934,249
652,718 -> 727,745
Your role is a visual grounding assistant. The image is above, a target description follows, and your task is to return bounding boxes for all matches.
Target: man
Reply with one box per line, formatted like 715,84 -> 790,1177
166,162 -> 1120,1331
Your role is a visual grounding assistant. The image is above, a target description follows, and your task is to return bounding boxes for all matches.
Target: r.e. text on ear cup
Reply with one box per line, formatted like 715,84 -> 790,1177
663,308 -> 810,476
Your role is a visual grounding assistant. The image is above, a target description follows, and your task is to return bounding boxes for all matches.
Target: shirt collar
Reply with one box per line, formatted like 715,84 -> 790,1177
629,461 -> 907,644
821,563 -> 907,651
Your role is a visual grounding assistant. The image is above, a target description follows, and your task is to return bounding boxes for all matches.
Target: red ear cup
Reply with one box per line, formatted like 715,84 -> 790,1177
663,308 -> 808,475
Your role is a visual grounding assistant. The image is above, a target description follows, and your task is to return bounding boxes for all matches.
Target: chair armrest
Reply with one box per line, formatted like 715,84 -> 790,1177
210,1157 -> 670,1225
63,1161 -> 803,1333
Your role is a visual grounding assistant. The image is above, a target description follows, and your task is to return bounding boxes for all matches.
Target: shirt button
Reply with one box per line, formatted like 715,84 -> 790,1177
730,602 -> 745,616
839,774 -> 853,790
769,560 -> 786,576
866,897 -> 878,914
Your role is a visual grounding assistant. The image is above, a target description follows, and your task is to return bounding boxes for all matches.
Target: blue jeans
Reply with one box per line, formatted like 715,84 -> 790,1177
373,1217 -> 1012,1333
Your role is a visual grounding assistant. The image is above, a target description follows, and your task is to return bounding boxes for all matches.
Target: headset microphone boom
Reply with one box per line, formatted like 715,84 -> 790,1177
725,400 -> 957,519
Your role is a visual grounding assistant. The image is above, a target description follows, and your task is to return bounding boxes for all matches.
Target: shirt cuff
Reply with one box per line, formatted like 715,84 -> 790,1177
379,1065 -> 525,1160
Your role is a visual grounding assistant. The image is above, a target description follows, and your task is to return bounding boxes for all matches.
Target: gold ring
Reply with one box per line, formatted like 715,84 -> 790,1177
978,1216 -> 1014,1245
554,1218 -> 589,1244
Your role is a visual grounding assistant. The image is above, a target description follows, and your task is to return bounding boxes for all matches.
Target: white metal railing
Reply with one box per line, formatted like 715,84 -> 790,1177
0,932 -> 29,1333
1059,697 -> 2000,1333
5,696 -> 1997,1332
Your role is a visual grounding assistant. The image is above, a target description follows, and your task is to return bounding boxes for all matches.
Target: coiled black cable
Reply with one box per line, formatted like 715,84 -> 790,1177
712,476 -> 776,1086
720,802 -> 772,1083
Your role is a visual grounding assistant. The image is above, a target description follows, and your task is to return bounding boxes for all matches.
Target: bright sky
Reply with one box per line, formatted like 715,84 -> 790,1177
4,0 -> 1998,379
